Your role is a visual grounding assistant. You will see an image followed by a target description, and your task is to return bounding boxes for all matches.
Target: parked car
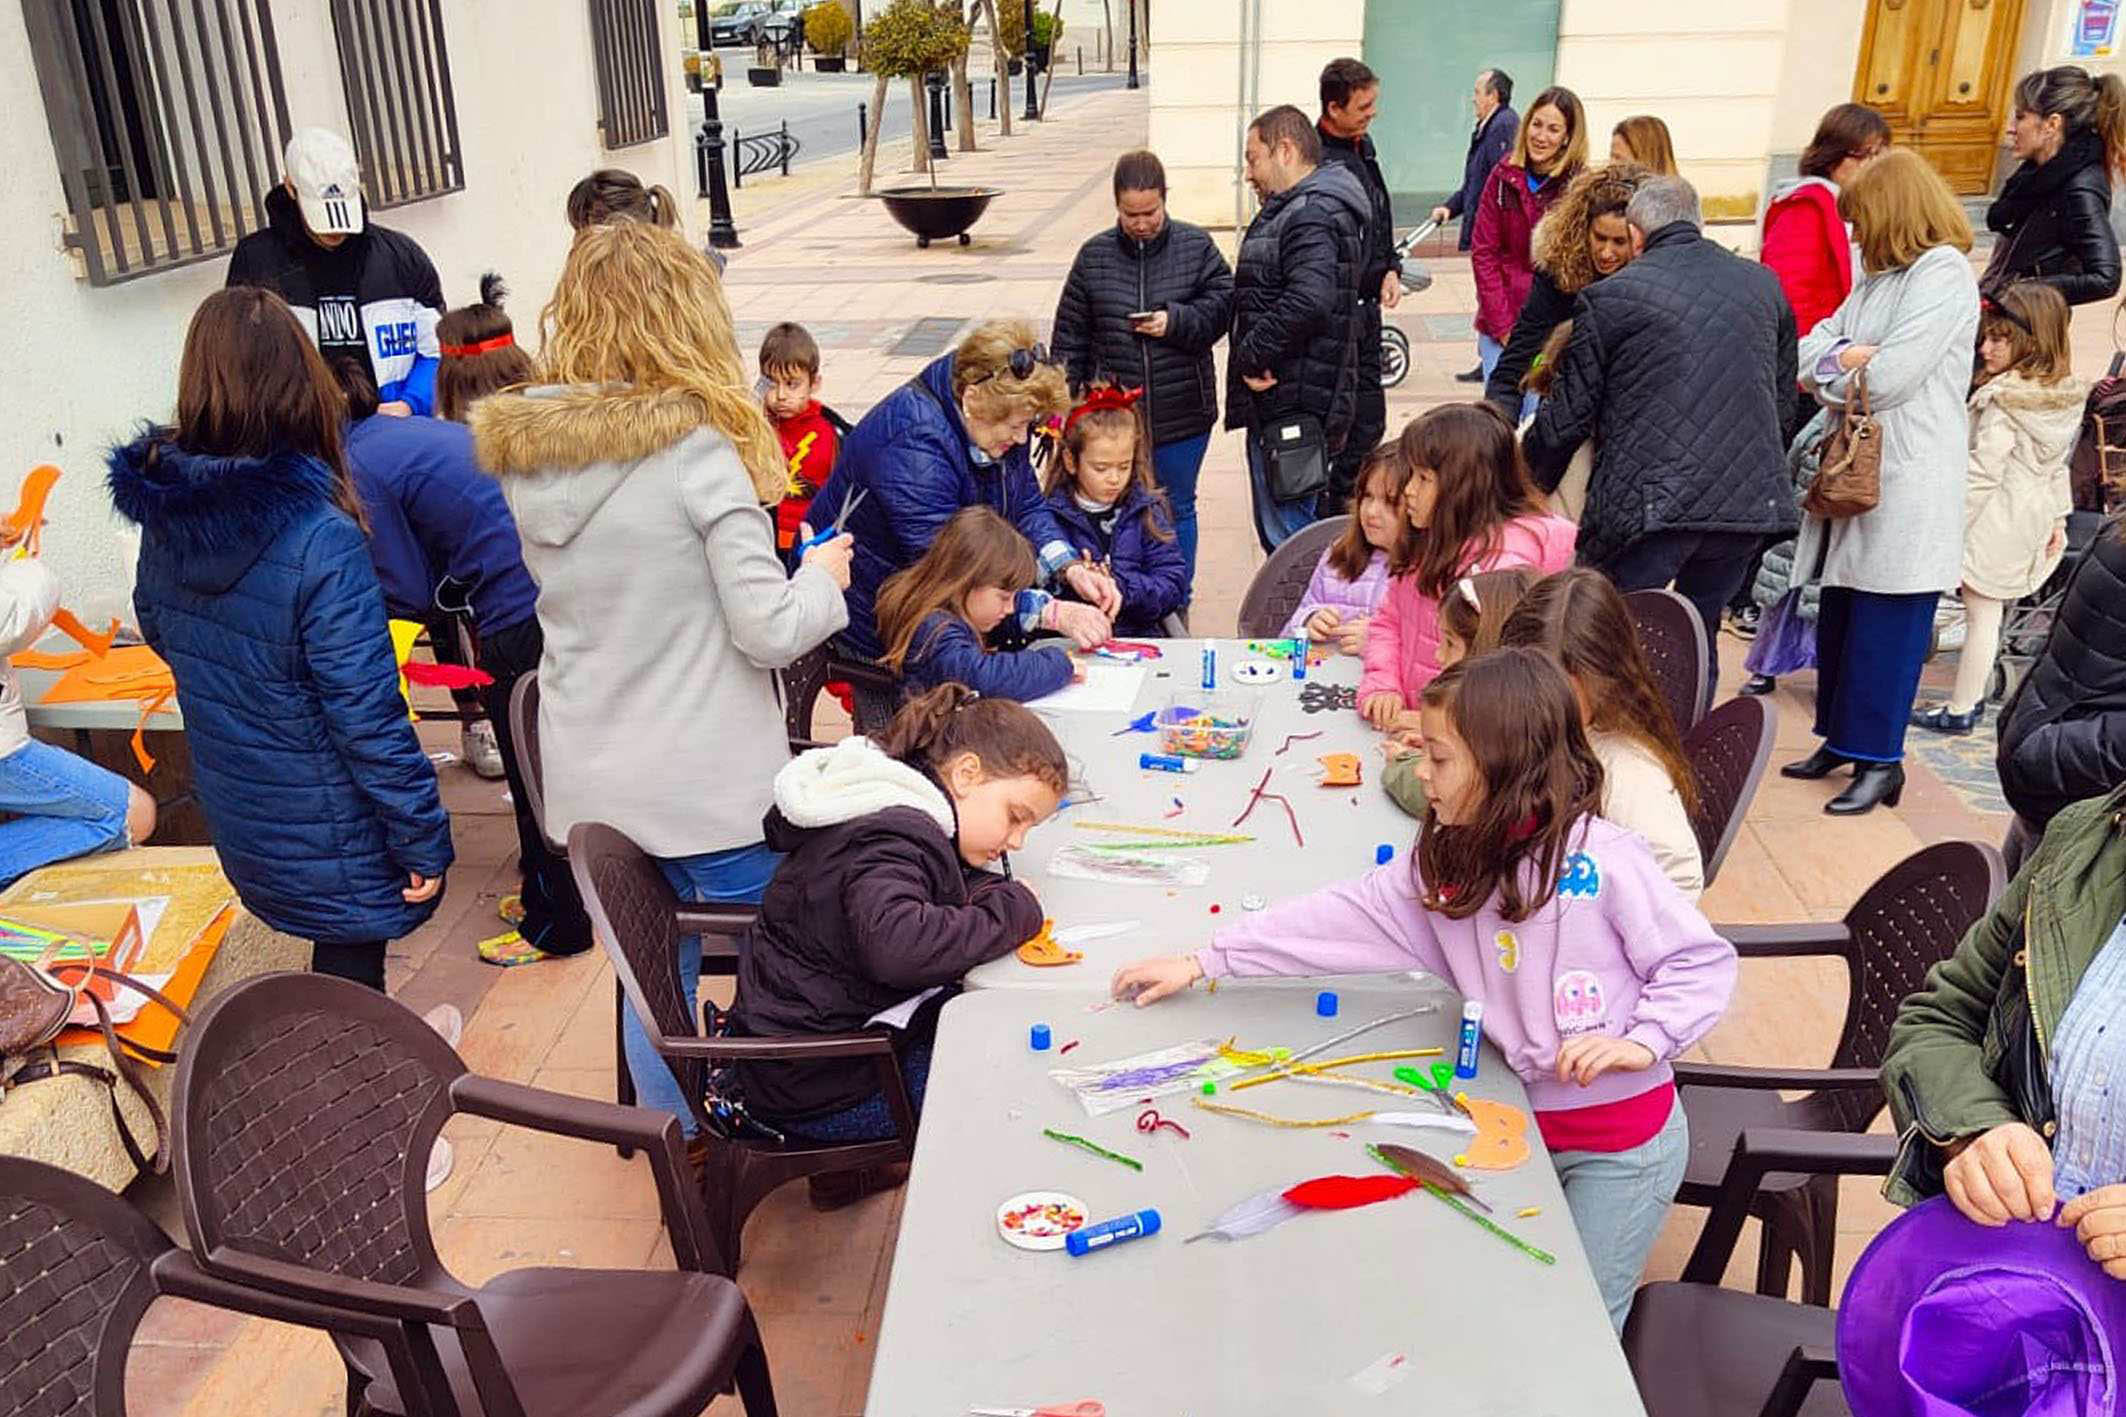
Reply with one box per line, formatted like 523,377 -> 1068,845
708,0 -> 797,48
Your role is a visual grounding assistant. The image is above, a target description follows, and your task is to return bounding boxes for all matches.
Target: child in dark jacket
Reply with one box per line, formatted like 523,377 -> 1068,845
733,684 -> 1063,1152
1042,387 -> 1187,635
876,506 -> 1078,702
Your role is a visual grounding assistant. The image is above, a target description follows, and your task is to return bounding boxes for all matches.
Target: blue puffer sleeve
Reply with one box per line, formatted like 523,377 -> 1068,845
905,614 -> 1073,703
297,515 -> 455,877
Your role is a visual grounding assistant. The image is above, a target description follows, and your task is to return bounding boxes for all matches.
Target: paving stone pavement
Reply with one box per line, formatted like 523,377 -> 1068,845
119,76 -> 2126,1415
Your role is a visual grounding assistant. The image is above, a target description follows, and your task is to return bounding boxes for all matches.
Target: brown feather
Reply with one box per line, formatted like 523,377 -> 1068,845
1369,1143 -> 1493,1213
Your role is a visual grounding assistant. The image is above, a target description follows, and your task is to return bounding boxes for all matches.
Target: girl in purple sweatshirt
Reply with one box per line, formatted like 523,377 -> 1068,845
1114,648 -> 1736,1327
1282,444 -> 1401,649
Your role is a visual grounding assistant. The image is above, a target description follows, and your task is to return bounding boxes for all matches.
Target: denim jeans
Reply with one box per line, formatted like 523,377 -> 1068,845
0,738 -> 134,888
1244,431 -> 1320,554
1151,433 -> 1210,588
620,842 -> 783,1138
1477,331 -> 1506,383
1552,1094 -> 1691,1329
782,1037 -> 934,1143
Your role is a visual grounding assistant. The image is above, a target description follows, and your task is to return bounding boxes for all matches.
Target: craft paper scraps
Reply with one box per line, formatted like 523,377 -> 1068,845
1048,844 -> 1208,889
1051,1036 -> 1267,1117
6,465 -> 58,555
50,610 -> 118,657
1317,752 -> 1362,787
31,644 -> 177,772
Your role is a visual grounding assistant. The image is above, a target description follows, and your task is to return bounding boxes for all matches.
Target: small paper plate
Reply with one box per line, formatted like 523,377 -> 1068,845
1231,659 -> 1283,683
996,1191 -> 1089,1251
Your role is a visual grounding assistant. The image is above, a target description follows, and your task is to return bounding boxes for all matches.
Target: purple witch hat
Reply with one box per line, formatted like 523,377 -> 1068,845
1837,1195 -> 2126,1417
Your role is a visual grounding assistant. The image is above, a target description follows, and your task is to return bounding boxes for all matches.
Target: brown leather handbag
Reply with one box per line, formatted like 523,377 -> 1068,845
1803,369 -> 1882,519
0,943 -> 189,1173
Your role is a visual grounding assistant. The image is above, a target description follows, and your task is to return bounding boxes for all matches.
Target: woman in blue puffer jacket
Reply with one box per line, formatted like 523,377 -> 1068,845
107,287 -> 454,989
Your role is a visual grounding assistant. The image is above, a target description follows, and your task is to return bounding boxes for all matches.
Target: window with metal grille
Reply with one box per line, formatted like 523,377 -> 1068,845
588,0 -> 667,150
21,0 -> 293,285
328,0 -> 462,209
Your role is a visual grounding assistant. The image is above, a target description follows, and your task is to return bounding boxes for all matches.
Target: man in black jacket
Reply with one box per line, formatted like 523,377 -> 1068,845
1225,105 -> 1371,552
1525,177 -> 1798,687
1051,149 -> 1234,583
1433,68 -> 1517,381
227,128 -> 447,418
1316,57 -> 1402,511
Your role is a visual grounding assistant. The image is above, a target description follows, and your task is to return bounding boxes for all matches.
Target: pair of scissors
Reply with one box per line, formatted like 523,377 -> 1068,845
969,1404 -> 1105,1417
796,484 -> 869,553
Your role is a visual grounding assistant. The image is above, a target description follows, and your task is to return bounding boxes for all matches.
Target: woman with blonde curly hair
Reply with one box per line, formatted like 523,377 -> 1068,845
811,318 -> 1120,725
471,219 -> 852,1140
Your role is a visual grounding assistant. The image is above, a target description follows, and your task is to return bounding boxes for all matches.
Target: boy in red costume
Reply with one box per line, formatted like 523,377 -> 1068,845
760,323 -> 840,554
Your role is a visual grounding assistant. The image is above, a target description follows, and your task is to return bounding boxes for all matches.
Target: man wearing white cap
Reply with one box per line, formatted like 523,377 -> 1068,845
227,128 -> 446,417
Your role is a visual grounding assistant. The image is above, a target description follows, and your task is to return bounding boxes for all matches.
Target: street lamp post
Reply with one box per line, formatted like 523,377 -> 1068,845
694,3 -> 739,248
1125,0 -> 1138,90
1021,0 -> 1040,121
925,69 -> 950,161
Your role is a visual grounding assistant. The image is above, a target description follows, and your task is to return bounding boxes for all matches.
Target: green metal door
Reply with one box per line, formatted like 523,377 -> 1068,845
1361,0 -> 1560,211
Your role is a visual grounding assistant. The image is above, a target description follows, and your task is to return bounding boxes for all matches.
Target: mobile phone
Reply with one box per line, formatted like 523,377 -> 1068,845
1128,310 -> 1158,323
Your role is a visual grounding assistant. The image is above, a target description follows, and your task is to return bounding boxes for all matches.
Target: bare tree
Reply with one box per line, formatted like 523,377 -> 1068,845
951,5 -> 976,151
858,67 -> 892,194
1102,0 -> 1113,72
908,74 -> 931,174
976,0 -> 1011,138
1038,0 -> 1062,116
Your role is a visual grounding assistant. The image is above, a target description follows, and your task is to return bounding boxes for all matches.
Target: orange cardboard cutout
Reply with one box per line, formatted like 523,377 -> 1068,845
1016,918 -> 1082,967
1318,752 -> 1362,787
6,465 -> 59,556
1452,1095 -> 1533,1171
25,645 -> 178,773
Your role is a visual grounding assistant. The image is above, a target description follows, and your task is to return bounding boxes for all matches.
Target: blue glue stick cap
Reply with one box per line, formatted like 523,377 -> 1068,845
1316,990 -> 1339,1018
1376,843 -> 1394,865
1030,1023 -> 1051,1051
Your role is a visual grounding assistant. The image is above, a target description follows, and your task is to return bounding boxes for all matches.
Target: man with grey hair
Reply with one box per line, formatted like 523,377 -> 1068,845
1525,174 -> 1798,689
1436,67 -> 1518,380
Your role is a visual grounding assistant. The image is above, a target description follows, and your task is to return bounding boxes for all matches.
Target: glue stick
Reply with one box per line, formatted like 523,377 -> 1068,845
1139,752 -> 1200,775
1201,643 -> 1216,690
1455,1000 -> 1484,1079
1289,637 -> 1308,680
1064,1208 -> 1161,1257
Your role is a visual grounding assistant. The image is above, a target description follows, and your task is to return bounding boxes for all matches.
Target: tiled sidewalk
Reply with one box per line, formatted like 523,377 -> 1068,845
121,81 -> 2110,1415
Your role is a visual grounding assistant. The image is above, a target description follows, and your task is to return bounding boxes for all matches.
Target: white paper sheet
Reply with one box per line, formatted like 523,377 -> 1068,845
1028,661 -> 1145,713
866,985 -> 945,1030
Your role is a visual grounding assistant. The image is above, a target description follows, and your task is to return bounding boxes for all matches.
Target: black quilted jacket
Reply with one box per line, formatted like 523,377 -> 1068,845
1222,163 -> 1370,452
1050,218 -> 1233,447
1317,125 -> 1403,290
1524,222 -> 1800,566
1983,129 -> 2122,307
1998,521 -> 2126,829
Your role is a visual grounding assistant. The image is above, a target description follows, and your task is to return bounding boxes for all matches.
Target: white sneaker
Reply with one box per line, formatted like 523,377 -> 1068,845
422,1002 -> 463,1050
425,1136 -> 455,1192
462,719 -> 507,780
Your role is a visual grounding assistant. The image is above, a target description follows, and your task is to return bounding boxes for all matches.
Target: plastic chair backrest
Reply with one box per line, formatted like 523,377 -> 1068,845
567,822 -> 710,1131
1826,839 -> 2005,1132
1236,517 -> 1349,639
509,671 -> 560,855
1624,588 -> 1709,732
779,646 -> 830,744
1681,695 -> 1777,888
0,1156 -> 170,1417
173,973 -> 463,1294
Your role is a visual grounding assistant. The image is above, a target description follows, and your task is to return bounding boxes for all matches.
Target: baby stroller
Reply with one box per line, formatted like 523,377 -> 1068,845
1379,220 -> 1440,390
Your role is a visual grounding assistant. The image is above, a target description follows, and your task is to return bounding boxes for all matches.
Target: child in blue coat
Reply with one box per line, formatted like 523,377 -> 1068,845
1043,388 -> 1188,636
876,506 -> 1079,702
107,287 -> 453,991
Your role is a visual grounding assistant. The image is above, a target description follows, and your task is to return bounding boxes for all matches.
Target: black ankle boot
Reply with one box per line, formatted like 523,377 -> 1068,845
1781,745 -> 1854,780
1740,674 -> 1777,697
1827,762 -> 1904,815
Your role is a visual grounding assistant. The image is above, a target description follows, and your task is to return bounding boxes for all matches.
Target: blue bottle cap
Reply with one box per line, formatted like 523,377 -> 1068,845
1376,843 -> 1395,865
1030,1023 -> 1051,1051
1315,990 -> 1339,1018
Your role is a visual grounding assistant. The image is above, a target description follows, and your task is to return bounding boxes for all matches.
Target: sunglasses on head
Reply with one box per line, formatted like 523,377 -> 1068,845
978,343 -> 1053,384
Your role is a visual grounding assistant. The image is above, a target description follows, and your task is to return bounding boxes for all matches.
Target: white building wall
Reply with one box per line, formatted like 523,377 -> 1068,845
0,0 -> 694,622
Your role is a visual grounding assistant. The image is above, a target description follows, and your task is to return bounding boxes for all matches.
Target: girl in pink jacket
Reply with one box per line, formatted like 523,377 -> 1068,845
1115,648 -> 1736,1328
1358,404 -> 1576,731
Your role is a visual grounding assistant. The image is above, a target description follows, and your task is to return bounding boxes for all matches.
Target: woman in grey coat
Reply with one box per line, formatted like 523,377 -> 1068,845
1783,151 -> 1979,815
473,221 -> 852,1142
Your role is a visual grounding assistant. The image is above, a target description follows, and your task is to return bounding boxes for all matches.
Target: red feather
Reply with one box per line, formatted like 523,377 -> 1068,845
1281,1175 -> 1419,1210
401,662 -> 495,690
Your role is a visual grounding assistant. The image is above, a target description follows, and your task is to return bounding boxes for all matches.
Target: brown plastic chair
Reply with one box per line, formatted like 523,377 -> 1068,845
568,820 -> 915,1269
171,972 -> 777,1417
1625,1128 -> 1893,1416
1236,516 -> 1348,638
779,644 -> 902,740
0,1155 -> 442,1417
1624,588 -> 1710,731
1682,694 -> 1777,888
1677,840 -> 2004,1305
508,671 -> 754,1143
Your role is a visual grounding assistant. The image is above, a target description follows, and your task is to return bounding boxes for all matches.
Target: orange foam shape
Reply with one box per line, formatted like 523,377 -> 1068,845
6,465 -> 59,556
1455,1095 -> 1534,1171
1016,918 -> 1082,967
1318,752 -> 1362,787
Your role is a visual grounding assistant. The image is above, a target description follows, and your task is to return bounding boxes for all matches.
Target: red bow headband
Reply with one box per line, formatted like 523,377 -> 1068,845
440,333 -> 515,358
1063,384 -> 1145,435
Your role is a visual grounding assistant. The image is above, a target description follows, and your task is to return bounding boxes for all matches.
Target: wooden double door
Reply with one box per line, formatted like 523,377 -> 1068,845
1854,0 -> 2029,194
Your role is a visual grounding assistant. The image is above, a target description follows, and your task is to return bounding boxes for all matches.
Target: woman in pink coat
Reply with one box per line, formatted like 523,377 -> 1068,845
1470,86 -> 1588,383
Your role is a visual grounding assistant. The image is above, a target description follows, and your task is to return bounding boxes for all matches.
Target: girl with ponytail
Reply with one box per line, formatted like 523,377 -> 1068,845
730,686 -> 1065,1184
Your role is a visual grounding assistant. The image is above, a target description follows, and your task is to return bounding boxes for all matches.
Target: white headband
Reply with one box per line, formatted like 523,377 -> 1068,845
1456,577 -> 1481,612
